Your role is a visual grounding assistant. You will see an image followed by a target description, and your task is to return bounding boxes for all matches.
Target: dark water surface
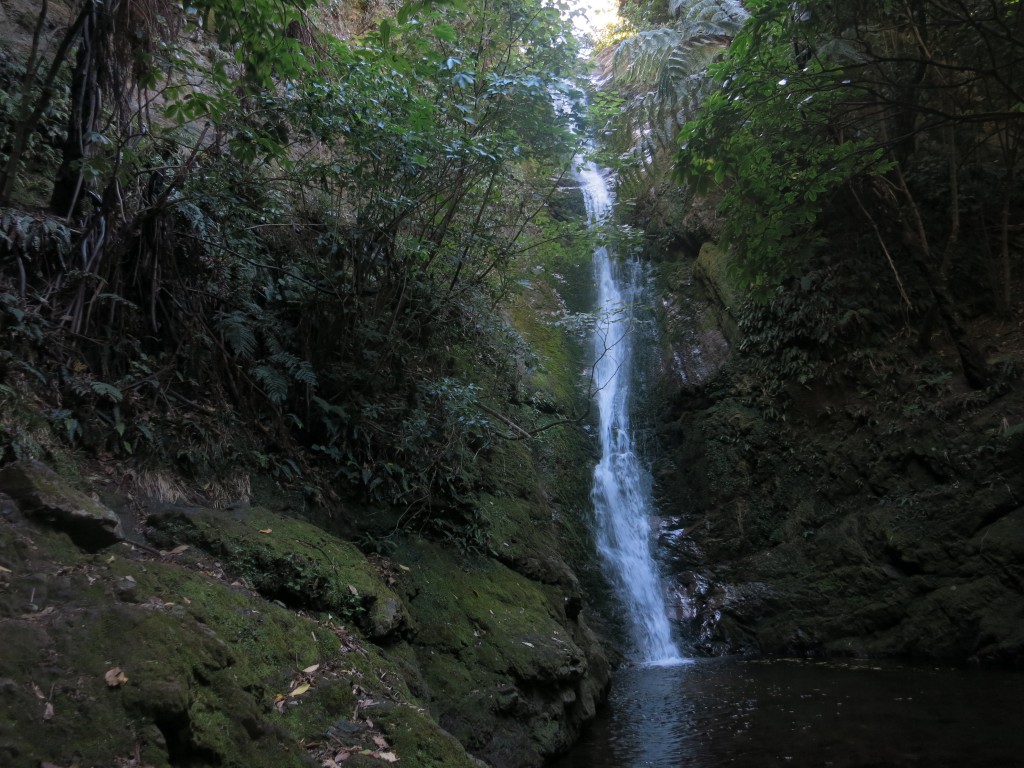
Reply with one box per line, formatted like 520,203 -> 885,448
552,658 -> 1024,767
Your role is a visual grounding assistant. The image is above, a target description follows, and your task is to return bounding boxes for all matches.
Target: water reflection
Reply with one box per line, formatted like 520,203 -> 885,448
553,658 -> 1024,767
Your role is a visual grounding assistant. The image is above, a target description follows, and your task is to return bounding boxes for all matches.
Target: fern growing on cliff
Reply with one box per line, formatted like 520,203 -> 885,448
606,0 -> 747,203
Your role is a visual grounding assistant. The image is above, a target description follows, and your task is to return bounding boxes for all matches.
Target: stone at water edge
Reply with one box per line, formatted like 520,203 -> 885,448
0,459 -> 123,550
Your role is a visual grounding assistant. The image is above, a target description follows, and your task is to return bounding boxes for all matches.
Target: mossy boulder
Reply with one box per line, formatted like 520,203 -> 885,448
388,537 -> 609,768
0,458 -> 123,549
146,504 -> 409,640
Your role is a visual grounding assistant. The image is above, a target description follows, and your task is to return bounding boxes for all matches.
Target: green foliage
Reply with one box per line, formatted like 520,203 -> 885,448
737,268 -> 887,388
596,0 -> 745,219
0,0 -> 588,530
0,51 -> 68,204
0,210 -> 71,272
675,2 -> 890,295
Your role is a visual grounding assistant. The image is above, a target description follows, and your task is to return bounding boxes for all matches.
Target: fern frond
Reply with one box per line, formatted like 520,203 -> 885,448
609,0 -> 749,203
659,34 -> 732,107
253,365 -> 288,404
215,311 -> 258,359
270,351 -> 318,387
677,0 -> 748,30
293,361 -> 317,386
613,28 -> 681,91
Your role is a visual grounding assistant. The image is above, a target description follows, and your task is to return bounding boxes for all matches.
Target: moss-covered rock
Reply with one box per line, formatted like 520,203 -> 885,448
0,490 -> 486,768
694,241 -> 742,336
0,449 -> 612,768
387,536 -> 609,768
146,504 -> 410,640
652,246 -> 1024,665
0,458 -> 123,549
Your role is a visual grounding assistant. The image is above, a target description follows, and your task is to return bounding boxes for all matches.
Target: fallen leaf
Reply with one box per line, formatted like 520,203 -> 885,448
43,701 -> 54,720
31,683 -> 45,699
302,663 -> 320,674
377,751 -> 399,763
0,564 -> 12,574
348,585 -> 359,596
397,565 -> 410,572
105,667 -> 128,687
334,751 -> 351,762
259,528 -> 273,534
166,544 -> 189,556
372,735 -> 389,749
289,682 -> 311,697
521,641 -> 534,648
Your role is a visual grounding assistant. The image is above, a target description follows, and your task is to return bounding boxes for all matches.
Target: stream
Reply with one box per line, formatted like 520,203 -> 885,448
552,657 -> 1024,767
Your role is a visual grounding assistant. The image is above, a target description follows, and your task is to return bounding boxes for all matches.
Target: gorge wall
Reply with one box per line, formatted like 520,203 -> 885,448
651,243 -> 1024,664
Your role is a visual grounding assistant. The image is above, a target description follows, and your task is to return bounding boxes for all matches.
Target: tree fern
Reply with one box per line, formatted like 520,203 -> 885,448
607,0 -> 749,201
675,0 -> 747,26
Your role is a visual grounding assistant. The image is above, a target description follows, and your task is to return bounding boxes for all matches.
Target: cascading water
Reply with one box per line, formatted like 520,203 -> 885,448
577,160 -> 682,665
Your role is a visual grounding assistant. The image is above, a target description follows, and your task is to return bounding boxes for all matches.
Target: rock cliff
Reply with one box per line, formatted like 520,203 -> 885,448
653,245 -> 1024,665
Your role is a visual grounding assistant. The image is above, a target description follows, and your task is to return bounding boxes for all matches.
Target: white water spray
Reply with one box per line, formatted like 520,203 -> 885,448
578,161 -> 682,665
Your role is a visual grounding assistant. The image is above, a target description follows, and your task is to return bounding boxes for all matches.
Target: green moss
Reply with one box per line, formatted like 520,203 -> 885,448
278,678 -> 358,740
0,502 -> 488,768
107,557 -> 329,685
375,704 -> 483,768
147,505 -> 410,638
389,537 -> 590,764
508,277 -> 589,409
694,241 -> 743,339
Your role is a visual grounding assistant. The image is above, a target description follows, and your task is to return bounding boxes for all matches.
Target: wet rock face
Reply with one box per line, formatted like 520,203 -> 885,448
0,459 -> 123,549
657,361 -> 1024,664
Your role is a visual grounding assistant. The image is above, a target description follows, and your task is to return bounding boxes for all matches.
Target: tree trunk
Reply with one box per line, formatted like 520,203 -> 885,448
49,0 -> 99,219
0,0 -> 90,206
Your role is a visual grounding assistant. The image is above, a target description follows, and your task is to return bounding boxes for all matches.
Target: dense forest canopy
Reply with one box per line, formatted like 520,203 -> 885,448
2,0 -> 1022,514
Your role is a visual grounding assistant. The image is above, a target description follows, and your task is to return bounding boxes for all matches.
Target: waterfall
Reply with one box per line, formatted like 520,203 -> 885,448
577,160 -> 682,665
